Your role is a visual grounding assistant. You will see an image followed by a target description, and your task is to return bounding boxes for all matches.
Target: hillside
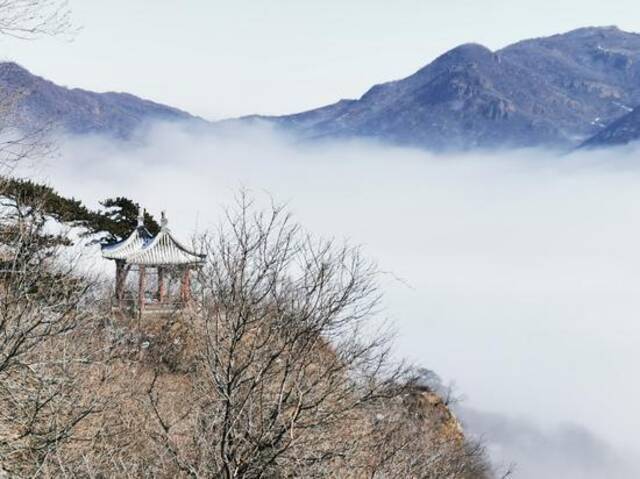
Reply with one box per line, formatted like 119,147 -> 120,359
50,310 -> 488,478
0,62 -> 204,139
0,177 -> 494,478
581,106 -> 640,147
246,26 -> 640,150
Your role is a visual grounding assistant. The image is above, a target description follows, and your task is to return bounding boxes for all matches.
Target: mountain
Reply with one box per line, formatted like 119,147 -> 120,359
248,26 -> 640,151
0,62 -> 203,139
3,27 -> 640,150
581,106 -> 640,147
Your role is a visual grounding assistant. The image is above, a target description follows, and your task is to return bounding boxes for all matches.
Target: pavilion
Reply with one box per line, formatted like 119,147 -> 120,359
102,209 -> 205,313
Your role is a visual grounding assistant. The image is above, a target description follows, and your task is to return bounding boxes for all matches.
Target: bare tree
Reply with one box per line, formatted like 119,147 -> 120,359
0,0 -> 77,179
352,389 -> 493,479
0,0 -> 72,39
0,187 -> 106,477
142,194 -> 403,477
0,4 -> 119,476
0,190 -> 497,478
142,194 -> 493,479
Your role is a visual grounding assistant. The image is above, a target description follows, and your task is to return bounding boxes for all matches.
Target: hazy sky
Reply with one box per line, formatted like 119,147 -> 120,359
2,0 -> 640,119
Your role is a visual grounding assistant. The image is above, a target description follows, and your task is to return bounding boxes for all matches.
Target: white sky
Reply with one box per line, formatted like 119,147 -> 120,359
2,0 -> 640,120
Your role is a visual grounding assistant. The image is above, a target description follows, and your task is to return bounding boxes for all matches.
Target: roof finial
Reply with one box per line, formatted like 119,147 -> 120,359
161,210 -> 168,229
137,206 -> 145,227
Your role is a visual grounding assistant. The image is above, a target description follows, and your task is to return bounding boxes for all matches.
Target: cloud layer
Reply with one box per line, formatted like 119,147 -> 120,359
32,122 -> 640,477
461,407 -> 640,478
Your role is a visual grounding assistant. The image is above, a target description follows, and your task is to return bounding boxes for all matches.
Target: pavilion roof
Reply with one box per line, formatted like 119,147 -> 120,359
125,228 -> 205,266
101,212 -> 153,261
101,210 -> 205,266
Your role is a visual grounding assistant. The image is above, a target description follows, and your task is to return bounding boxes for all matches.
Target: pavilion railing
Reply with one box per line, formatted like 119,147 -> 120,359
110,297 -> 189,315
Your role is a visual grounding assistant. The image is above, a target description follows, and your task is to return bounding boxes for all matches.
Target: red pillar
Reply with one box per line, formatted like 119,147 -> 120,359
180,267 -> 191,303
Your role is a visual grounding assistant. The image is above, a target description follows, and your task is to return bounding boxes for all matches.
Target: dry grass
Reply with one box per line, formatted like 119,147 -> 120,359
32,307 -> 490,478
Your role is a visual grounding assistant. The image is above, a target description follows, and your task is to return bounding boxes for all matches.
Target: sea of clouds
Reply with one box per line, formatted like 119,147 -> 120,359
28,121 -> 640,478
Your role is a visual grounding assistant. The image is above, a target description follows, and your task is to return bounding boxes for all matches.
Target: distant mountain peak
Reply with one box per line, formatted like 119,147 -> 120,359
553,25 -> 629,38
566,25 -> 621,34
440,43 -> 494,60
245,26 -> 640,151
0,61 -> 203,139
5,26 -> 640,151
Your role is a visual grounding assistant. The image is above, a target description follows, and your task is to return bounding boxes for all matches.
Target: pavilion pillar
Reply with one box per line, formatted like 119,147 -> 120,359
138,265 -> 146,314
157,266 -> 166,303
115,260 -> 125,302
180,267 -> 191,303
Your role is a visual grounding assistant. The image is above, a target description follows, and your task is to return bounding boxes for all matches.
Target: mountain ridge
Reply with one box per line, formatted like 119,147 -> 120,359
3,26 -> 640,149
0,61 -> 205,139
581,105 -> 640,148
242,25 -> 640,150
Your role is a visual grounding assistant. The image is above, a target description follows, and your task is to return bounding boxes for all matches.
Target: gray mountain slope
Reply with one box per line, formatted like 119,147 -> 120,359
0,62 -> 203,139
3,26 -> 640,150
581,106 -> 640,147
248,26 -> 640,151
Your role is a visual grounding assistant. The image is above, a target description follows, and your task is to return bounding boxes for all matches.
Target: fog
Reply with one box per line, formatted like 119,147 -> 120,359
34,122 -> 640,477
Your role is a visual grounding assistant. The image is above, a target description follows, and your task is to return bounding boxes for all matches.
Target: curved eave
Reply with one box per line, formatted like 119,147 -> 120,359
101,226 -> 153,261
125,228 -> 206,266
